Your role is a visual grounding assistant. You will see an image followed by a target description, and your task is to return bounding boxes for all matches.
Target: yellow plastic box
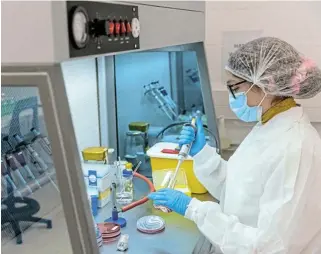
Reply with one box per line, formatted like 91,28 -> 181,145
147,142 -> 207,194
82,147 -> 107,162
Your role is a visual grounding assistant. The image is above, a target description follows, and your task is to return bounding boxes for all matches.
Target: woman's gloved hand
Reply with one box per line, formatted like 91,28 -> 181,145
148,188 -> 192,216
178,115 -> 206,156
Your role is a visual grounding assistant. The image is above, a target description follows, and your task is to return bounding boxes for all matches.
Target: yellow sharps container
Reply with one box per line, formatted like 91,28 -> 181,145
147,142 -> 207,194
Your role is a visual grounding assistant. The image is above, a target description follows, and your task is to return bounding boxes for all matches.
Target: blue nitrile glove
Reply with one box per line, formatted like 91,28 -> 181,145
148,188 -> 192,216
178,115 -> 206,156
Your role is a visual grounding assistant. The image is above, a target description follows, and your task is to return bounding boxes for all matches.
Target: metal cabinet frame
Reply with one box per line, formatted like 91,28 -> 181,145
2,66 -> 99,254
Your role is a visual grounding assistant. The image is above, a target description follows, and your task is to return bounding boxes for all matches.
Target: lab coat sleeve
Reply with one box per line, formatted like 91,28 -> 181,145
192,144 -> 227,199
185,135 -> 321,254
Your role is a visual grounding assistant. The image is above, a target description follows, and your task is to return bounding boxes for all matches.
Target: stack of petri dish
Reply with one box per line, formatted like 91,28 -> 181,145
97,223 -> 121,243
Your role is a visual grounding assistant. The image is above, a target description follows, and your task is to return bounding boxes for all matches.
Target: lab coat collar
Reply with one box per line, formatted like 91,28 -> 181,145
252,107 -> 307,141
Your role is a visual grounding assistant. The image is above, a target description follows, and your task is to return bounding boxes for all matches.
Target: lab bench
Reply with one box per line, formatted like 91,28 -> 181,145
95,177 -> 216,254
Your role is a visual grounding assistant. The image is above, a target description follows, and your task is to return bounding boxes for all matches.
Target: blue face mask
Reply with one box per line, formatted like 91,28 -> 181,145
229,87 -> 266,122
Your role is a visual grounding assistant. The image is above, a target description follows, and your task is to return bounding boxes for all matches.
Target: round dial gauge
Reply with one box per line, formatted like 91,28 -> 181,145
131,18 -> 140,38
71,7 -> 89,49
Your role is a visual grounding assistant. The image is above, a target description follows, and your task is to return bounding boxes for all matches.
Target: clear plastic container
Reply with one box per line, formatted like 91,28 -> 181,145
147,142 -> 207,194
124,131 -> 145,167
152,168 -> 191,197
116,164 -> 134,205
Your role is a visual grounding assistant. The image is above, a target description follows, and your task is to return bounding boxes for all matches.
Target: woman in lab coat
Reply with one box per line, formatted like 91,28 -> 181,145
148,37 -> 321,254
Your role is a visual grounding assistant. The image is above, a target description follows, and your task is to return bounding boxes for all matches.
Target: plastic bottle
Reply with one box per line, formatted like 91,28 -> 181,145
116,163 -> 134,205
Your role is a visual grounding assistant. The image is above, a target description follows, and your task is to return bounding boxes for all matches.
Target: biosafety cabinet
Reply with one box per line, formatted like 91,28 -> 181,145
1,1 -> 219,253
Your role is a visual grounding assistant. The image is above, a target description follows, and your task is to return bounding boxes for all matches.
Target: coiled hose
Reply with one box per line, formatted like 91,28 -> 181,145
121,172 -> 155,212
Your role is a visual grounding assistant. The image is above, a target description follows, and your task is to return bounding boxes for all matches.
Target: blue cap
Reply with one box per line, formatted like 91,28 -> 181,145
122,169 -> 133,177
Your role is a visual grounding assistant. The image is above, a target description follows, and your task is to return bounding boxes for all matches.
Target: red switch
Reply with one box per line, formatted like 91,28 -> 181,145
108,21 -> 115,36
115,21 -> 120,35
120,21 -> 126,34
126,21 -> 131,34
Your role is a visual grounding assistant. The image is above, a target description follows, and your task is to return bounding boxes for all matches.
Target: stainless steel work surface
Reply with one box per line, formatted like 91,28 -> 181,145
96,177 -> 215,254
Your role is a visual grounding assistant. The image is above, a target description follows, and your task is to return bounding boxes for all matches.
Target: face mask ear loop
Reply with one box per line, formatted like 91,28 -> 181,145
258,93 -> 267,107
246,84 -> 267,107
245,83 -> 256,95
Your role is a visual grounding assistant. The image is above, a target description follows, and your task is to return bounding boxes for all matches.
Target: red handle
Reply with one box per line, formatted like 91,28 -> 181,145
161,149 -> 179,154
121,172 -> 155,212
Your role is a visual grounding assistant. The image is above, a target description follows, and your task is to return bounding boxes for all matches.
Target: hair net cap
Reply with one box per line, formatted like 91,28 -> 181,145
225,37 -> 321,99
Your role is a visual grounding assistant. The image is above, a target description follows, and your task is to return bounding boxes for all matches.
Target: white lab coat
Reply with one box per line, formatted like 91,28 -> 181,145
185,107 -> 321,254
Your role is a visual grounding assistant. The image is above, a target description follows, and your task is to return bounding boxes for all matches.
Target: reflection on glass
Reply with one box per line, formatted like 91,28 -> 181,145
115,50 -> 212,177
1,87 -> 73,254
124,131 -> 145,168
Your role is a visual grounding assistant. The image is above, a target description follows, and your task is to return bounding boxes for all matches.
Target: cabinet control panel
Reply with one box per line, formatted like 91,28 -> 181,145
67,1 -> 140,58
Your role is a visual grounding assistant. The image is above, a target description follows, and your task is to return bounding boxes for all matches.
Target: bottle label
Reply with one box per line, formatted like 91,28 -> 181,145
88,170 -> 97,187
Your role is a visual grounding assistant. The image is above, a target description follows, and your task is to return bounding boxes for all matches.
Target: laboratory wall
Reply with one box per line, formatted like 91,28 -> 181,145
205,1 -> 321,144
61,58 -> 100,155
126,1 -> 205,12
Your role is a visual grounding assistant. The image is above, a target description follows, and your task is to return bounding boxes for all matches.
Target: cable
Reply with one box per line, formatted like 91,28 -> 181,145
155,122 -> 220,153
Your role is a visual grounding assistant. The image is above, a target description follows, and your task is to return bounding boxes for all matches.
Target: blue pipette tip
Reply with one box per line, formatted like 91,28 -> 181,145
105,217 -> 127,228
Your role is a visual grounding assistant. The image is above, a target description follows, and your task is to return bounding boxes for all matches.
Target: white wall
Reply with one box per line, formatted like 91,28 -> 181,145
205,1 -> 321,143
1,1 -> 55,65
61,58 -> 100,155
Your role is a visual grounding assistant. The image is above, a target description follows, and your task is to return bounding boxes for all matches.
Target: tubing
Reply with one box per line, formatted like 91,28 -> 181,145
121,172 -> 155,212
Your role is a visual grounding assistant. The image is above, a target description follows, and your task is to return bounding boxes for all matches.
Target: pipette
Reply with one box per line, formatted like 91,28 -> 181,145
13,134 -> 59,191
168,116 -> 197,188
13,134 -> 48,172
14,150 -> 41,188
154,113 -> 199,213
30,128 -> 52,155
1,159 -> 23,197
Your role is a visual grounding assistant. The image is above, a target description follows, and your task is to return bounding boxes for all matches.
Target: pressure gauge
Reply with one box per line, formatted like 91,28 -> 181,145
70,6 -> 90,49
131,18 -> 140,38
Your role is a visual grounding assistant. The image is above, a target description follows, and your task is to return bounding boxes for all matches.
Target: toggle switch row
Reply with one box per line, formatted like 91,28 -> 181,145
107,20 -> 132,36
106,19 -> 132,37
91,18 -> 135,38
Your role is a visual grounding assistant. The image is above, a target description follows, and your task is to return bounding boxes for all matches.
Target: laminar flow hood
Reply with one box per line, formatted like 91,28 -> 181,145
1,2 -> 218,254
2,1 -> 205,65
